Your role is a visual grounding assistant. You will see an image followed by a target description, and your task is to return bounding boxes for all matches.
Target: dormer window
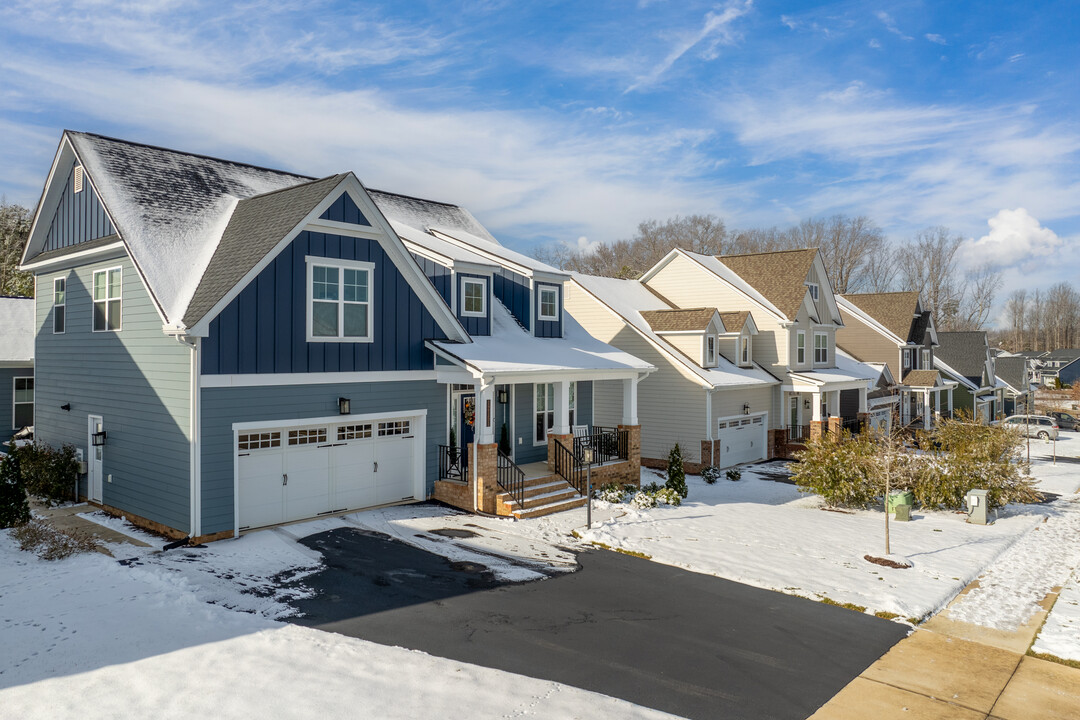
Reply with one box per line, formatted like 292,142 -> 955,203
922,349 -> 930,368
740,335 -> 751,366
806,283 -> 819,301
538,286 -> 559,321
706,335 -> 717,367
462,278 -> 487,317
903,349 -> 911,370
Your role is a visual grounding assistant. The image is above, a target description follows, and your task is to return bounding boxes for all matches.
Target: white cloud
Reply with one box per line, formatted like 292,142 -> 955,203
925,33 -> 947,45
1009,53 -> 1025,62
868,38 -> 882,49
876,11 -> 913,41
626,1 -> 753,92
961,208 -> 1062,269
780,15 -> 798,30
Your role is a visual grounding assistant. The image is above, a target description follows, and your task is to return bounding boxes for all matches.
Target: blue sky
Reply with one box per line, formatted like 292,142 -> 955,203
1,0 -> 1077,300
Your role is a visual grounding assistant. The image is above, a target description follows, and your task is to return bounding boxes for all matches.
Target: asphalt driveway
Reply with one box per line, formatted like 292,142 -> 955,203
289,527 -> 907,720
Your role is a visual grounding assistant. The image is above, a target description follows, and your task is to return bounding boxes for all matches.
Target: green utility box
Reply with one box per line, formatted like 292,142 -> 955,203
887,491 -> 914,514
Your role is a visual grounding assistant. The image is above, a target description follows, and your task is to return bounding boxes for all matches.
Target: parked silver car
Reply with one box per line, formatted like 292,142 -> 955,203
996,415 -> 1060,440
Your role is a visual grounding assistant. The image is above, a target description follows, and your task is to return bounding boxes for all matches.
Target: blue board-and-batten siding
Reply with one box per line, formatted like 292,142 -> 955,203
494,269 -> 530,331
45,165 -> 115,251
199,379 -> 446,535
534,282 -> 563,338
411,254 -> 452,305
202,231 -> 447,375
512,381 -> 592,464
319,192 -> 371,226
456,272 -> 490,336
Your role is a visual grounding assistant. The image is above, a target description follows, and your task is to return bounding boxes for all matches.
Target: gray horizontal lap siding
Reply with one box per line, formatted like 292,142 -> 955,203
45,165 -> 115,251
534,282 -> 562,338
0,367 -> 34,442
512,381 -> 592,464
202,231 -> 446,374
199,380 -> 446,535
456,272 -> 490,336
494,269 -> 530,330
35,256 -> 192,532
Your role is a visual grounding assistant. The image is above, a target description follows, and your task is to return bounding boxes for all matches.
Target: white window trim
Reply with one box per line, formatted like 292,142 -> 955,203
92,266 -> 122,333
305,256 -> 375,343
461,277 -> 487,318
796,330 -> 806,365
740,334 -> 751,366
814,332 -> 828,365
534,381 -> 575,445
53,277 -> 66,334
705,335 -> 717,367
903,349 -> 911,370
921,349 -> 930,368
806,282 -> 819,301
13,376 -> 33,430
538,285 -> 559,321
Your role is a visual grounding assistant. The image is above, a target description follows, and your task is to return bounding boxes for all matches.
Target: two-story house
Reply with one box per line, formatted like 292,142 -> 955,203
994,356 -> 1034,415
20,131 -> 651,543
934,331 -> 1005,422
0,297 -> 35,442
835,292 -> 957,430
565,273 -> 778,472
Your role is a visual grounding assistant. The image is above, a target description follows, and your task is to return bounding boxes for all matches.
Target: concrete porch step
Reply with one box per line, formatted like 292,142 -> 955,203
512,495 -> 588,519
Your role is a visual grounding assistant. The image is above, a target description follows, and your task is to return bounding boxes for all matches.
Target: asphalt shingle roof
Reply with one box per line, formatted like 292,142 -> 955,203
639,307 -> 717,332
715,248 -> 819,321
935,331 -> 990,386
718,310 -> 750,333
840,292 -> 920,341
902,369 -> 940,388
994,356 -> 1029,392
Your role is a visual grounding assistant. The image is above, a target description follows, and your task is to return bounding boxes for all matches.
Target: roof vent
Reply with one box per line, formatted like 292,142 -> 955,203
73,166 -> 84,193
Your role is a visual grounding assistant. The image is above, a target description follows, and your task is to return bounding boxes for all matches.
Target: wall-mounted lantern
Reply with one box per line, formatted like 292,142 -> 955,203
91,430 -> 107,447
338,397 -> 351,415
804,399 -> 811,410
61,403 -> 71,412
743,403 -> 751,415
497,388 -> 508,404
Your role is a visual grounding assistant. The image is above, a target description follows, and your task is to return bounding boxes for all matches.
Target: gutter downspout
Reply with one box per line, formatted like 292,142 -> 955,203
175,334 -> 201,541
706,388 -> 715,468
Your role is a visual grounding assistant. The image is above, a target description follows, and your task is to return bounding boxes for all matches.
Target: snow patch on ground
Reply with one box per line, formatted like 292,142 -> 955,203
1033,574 -> 1080,662
78,510 -> 167,547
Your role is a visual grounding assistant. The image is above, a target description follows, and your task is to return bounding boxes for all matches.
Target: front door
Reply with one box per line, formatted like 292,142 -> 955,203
87,415 -> 103,502
789,396 -> 799,430
459,394 -> 475,468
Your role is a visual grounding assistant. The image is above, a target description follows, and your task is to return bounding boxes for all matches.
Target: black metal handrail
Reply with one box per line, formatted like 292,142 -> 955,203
497,449 -> 526,509
439,444 -> 465,481
788,424 -> 811,442
552,438 -> 586,495
573,427 -> 627,466
841,417 -> 862,434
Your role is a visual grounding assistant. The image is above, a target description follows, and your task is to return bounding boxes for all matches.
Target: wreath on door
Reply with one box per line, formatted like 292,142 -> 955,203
463,397 -> 475,427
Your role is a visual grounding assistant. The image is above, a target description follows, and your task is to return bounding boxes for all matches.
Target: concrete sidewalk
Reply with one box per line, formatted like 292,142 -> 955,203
32,501 -> 153,550
810,584 -> 1080,720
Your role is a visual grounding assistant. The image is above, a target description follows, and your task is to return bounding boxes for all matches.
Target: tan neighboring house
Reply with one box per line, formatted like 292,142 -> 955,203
599,247 -> 877,457
566,274 -> 778,472
836,292 -> 958,430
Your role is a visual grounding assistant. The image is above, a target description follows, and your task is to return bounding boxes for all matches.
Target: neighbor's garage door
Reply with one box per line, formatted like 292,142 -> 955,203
237,416 -> 420,531
716,413 -> 767,468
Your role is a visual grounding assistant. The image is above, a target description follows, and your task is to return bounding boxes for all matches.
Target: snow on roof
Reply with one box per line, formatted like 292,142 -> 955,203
390,220 -> 498,269
680,251 -> 786,320
572,273 -> 778,389
369,189 -> 498,243
0,297 -> 35,363
68,132 -> 311,323
430,227 -> 566,277
789,351 -> 880,386
431,299 -> 652,377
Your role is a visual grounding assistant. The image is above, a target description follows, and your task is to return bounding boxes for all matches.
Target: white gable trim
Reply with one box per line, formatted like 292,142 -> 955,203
185,174 -> 469,342
21,240 -> 126,272
810,253 -> 843,326
647,249 -> 789,324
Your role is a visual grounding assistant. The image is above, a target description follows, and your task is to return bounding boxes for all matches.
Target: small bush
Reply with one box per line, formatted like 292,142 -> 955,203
0,452 -> 30,528
594,482 -> 630,503
725,468 -> 742,482
641,481 -> 663,494
653,487 -> 683,506
11,519 -> 99,560
19,442 -> 79,506
666,443 -> 688,499
629,490 -> 657,509
701,466 -> 722,484
792,433 -> 881,508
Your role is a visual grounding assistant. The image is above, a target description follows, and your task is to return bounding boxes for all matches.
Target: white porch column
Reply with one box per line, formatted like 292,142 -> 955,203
858,386 -> 868,413
827,389 -> 840,417
923,388 -> 931,429
553,380 -> 571,435
935,389 -> 941,416
948,388 -> 953,414
622,377 -> 639,426
474,381 -> 495,445
811,391 -> 822,421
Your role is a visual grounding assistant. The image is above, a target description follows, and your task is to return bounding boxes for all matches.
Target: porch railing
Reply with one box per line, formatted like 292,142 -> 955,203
841,417 -> 862,435
788,425 -> 811,443
438,444 -> 465,482
497,449 -> 526,509
552,439 -> 586,496
573,427 -> 628,466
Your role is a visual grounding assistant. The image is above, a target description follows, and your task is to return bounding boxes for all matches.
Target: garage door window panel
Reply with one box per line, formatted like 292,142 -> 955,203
289,428 -> 328,445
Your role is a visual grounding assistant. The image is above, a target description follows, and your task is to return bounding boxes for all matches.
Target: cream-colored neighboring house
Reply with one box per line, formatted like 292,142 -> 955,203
566,247 -> 881,470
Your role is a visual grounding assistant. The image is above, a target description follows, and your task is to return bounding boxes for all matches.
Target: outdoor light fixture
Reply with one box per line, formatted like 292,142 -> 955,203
497,388 -> 508,404
338,397 -> 351,415
60,403 -> 71,412
743,403 -> 751,415
91,431 -> 107,447
804,399 -> 811,409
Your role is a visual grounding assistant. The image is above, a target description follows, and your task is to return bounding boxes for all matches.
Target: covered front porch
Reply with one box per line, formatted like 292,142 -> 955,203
898,371 -> 957,429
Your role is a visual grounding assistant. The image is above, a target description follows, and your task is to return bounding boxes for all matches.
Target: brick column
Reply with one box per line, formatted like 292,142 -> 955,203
700,440 -> 716,468
827,416 -> 841,435
618,424 -> 641,485
809,420 -> 826,442
546,433 -> 573,472
771,428 -> 787,458
469,442 -> 500,514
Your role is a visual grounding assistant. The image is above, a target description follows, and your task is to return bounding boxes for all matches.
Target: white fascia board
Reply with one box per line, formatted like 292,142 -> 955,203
637,247 -> 682,284
836,296 -> 904,345
21,240 -> 126,272
201,370 -> 438,388
401,238 -> 453,268
232,407 -> 428,432
532,270 -> 569,285
452,262 -> 496,277
427,228 -> 565,281
22,135 -> 74,266
933,358 -> 979,390
812,253 -> 843,326
655,329 -> 707,336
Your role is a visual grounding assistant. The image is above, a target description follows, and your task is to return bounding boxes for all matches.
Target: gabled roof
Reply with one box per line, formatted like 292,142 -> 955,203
935,331 -> 991,386
715,248 -> 819,321
368,189 -> 497,244
639,308 -> 717,333
840,292 -> 921,342
1043,348 -> 1080,362
183,174 -> 349,327
718,311 -> 750,333
0,297 -> 35,364
994,356 -> 1030,393
902,369 -> 941,388
570,273 -> 778,390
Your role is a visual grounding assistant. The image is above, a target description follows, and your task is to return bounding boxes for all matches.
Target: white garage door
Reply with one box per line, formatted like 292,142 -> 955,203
716,413 -> 767,468
237,415 -> 420,531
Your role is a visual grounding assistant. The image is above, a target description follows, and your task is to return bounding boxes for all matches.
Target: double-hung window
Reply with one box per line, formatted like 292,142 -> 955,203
538,286 -> 559,321
53,277 -> 66,334
535,382 -> 575,443
814,333 -> 828,364
740,335 -> 750,365
92,268 -> 121,332
903,349 -> 911,371
806,283 -> 819,301
13,377 -> 33,429
921,349 -> 930,369
462,278 -> 486,317
705,335 -> 717,366
796,331 -> 806,364
307,257 -> 374,342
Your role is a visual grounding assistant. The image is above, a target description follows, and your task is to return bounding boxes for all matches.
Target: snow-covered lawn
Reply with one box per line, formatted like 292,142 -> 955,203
1033,574 -> 1080,662
570,437 -> 1080,622
0,522 -> 671,719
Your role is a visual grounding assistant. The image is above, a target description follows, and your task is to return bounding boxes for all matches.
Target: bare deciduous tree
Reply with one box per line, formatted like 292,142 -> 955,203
0,200 -> 34,298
